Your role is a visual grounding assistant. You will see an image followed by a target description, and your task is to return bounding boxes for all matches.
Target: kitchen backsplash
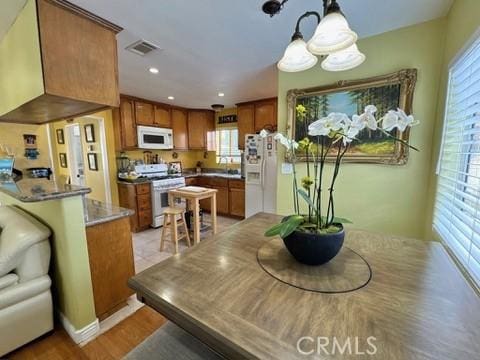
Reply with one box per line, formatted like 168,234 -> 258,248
120,150 -> 240,170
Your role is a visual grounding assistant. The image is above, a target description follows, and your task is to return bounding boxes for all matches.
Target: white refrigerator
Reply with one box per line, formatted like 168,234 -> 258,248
245,134 -> 278,218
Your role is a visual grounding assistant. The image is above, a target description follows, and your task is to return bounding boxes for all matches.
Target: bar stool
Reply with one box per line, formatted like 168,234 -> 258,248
160,207 -> 191,254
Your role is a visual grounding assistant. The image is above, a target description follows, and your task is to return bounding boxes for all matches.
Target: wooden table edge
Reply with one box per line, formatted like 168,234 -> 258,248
127,278 -> 251,359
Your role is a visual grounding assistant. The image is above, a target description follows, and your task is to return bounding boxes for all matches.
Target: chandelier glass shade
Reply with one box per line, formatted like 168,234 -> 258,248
307,12 -> 357,55
277,38 -> 318,72
321,43 -> 365,72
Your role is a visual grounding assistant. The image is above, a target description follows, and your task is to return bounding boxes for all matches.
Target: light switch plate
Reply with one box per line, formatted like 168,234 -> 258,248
281,163 -> 293,174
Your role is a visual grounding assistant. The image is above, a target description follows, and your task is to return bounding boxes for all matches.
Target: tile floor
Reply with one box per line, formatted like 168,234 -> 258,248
133,214 -> 240,273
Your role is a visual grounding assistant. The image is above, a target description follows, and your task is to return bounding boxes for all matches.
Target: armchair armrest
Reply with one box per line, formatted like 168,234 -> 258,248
0,274 -> 18,291
0,275 -> 51,310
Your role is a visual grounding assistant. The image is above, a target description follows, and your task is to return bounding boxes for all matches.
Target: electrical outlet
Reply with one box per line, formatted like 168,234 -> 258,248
281,163 -> 293,174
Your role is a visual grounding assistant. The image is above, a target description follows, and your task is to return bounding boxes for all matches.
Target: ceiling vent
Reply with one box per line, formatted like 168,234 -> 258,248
125,40 -> 160,56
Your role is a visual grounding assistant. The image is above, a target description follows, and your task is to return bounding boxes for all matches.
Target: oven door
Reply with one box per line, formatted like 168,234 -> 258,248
152,188 -> 185,217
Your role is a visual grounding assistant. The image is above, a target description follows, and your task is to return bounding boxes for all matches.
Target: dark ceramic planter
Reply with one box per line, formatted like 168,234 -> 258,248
282,221 -> 345,266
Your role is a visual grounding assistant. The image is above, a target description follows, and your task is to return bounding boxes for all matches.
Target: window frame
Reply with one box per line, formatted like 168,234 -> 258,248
215,128 -> 241,164
434,27 -> 480,293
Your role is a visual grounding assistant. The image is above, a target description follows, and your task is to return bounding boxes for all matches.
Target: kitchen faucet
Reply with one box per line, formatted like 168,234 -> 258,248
219,156 -> 229,174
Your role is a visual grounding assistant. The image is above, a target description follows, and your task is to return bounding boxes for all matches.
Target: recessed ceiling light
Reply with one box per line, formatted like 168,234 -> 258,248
149,67 -> 159,74
218,92 -> 225,97
168,96 -> 175,100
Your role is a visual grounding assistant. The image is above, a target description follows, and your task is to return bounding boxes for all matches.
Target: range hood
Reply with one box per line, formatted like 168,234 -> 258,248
0,0 -> 122,124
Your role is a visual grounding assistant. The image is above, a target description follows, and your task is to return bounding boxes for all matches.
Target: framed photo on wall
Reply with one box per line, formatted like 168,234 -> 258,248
87,153 -> 98,171
84,124 -> 95,143
56,129 -> 65,144
286,69 -> 418,165
59,153 -> 67,168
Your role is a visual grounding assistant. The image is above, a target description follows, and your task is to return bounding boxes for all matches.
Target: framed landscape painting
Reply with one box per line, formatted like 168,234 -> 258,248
286,69 -> 417,164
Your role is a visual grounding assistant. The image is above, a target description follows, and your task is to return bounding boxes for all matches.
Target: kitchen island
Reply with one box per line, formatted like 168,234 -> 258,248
129,212 -> 480,359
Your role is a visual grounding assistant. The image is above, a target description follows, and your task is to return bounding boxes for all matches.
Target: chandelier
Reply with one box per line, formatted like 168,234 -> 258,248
267,0 -> 365,73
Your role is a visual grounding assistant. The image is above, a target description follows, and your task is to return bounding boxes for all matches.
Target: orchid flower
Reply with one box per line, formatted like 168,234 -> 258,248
308,113 -> 348,137
274,133 -> 299,150
259,129 -> 269,138
341,118 -> 360,146
352,105 -> 378,131
382,109 -> 416,132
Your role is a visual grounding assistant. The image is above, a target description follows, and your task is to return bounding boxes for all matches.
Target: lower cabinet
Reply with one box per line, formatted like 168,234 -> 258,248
229,188 -> 245,217
118,182 -> 152,232
189,176 -> 245,218
86,217 -> 135,320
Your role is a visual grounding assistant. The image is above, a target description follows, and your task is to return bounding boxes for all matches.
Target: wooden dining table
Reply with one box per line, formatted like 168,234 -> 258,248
168,187 -> 218,245
128,213 -> 480,359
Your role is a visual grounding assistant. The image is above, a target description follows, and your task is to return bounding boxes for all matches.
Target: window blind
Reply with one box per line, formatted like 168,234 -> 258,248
216,129 -> 241,164
434,34 -> 480,287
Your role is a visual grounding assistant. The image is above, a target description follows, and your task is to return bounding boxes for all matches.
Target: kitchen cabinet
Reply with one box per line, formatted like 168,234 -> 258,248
135,101 -> 155,126
190,176 -> 245,218
228,180 -> 246,217
113,98 -> 137,151
118,183 -> 152,232
188,110 -> 216,150
113,96 -> 215,151
86,217 -> 134,320
154,105 -> 172,128
237,104 -> 255,150
254,99 -> 277,133
172,109 -> 189,150
0,0 -> 121,124
236,98 -> 277,150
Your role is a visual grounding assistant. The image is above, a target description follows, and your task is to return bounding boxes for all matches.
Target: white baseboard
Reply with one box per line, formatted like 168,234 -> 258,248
58,312 -> 99,344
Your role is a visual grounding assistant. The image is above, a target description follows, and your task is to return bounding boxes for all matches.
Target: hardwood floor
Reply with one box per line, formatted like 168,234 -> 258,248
7,306 -> 166,360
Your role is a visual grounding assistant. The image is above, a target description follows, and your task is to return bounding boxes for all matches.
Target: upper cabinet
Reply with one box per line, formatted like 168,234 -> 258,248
237,105 -> 255,151
254,99 -> 277,133
113,98 -> 137,151
154,105 -> 172,128
0,0 -> 121,124
113,96 -> 215,151
188,110 -> 215,150
236,98 -> 277,149
134,101 -> 155,126
171,109 -> 188,150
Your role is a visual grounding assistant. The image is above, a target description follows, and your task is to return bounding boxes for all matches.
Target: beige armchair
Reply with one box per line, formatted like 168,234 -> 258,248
0,206 -> 53,357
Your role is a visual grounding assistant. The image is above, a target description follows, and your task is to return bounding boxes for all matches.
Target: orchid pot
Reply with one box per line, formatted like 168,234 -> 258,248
281,216 -> 345,265
264,104 -> 419,266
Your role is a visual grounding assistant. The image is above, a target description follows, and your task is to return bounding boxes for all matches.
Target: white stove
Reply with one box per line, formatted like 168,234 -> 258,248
135,164 -> 186,228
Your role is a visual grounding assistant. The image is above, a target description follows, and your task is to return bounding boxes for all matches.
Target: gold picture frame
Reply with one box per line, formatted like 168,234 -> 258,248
286,69 -> 418,165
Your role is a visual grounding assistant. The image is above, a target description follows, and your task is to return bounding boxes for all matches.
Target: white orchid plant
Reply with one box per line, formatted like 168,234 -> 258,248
264,105 -> 419,238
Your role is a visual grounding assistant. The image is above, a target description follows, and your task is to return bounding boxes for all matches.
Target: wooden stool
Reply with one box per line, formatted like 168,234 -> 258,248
160,207 -> 191,254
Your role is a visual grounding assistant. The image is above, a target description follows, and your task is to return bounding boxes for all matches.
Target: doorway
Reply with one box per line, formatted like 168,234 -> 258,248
49,115 -> 112,204
65,124 -> 85,186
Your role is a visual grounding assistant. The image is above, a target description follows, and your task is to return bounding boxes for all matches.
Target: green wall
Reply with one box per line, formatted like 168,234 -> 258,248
0,0 -> 44,116
277,19 -> 447,239
0,193 -> 96,330
426,0 -> 480,239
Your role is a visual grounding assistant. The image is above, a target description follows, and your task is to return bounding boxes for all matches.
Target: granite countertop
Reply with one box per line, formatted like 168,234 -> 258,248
183,172 -> 243,180
117,171 -> 244,184
0,178 -> 91,202
84,198 -> 134,227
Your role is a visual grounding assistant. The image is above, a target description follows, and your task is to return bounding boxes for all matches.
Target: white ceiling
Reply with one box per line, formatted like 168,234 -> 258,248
67,0 -> 453,109
0,0 -> 27,42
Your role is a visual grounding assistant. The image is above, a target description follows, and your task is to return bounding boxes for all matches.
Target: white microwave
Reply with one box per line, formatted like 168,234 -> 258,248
137,126 -> 173,150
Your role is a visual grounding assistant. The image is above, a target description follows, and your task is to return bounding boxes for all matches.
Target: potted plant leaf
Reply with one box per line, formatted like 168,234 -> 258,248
264,105 -> 418,265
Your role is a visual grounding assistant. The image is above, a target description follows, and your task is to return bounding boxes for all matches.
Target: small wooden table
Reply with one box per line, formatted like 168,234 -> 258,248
129,213 -> 480,359
168,187 -> 218,245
